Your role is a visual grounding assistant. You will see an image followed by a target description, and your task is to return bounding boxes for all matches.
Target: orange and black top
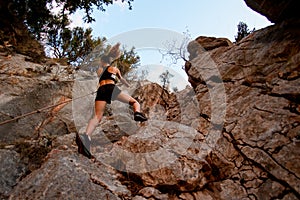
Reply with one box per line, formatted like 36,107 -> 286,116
99,66 -> 117,83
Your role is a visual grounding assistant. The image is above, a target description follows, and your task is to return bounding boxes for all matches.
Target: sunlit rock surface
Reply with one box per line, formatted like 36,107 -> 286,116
0,1 -> 299,199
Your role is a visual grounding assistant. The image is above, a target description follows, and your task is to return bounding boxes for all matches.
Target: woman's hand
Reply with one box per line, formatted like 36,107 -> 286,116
116,68 -> 130,87
121,77 -> 130,87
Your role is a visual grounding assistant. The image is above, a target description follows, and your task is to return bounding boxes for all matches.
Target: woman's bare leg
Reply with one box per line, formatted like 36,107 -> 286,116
85,100 -> 107,137
116,92 -> 140,112
117,92 -> 147,122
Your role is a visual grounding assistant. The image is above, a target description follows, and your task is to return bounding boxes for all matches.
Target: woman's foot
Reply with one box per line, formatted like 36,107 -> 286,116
134,112 -> 148,122
76,133 -> 92,159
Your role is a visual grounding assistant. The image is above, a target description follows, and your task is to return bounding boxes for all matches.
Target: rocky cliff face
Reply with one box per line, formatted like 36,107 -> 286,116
244,0 -> 300,23
185,19 -> 300,199
0,54 -> 76,199
0,0 -> 300,199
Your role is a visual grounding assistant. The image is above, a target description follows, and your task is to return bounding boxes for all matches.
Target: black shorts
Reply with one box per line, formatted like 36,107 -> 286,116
95,84 -> 121,104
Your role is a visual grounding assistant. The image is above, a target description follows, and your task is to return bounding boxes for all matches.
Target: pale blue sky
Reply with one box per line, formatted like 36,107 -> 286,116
70,0 -> 272,90
78,0 -> 272,41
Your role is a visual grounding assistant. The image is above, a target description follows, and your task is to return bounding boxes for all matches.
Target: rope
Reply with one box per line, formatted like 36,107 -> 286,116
0,91 -> 97,126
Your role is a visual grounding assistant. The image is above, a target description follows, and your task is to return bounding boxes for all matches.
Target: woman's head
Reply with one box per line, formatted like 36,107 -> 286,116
100,55 -> 111,64
108,43 -> 121,58
100,43 -> 121,64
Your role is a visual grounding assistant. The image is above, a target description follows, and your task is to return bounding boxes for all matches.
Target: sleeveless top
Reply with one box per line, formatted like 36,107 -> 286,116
99,66 -> 117,83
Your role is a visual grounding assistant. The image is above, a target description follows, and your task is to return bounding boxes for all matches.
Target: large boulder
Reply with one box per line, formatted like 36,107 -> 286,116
0,149 -> 25,199
185,19 -> 300,199
8,147 -> 130,200
194,36 -> 232,51
244,0 -> 300,23
0,54 -> 75,144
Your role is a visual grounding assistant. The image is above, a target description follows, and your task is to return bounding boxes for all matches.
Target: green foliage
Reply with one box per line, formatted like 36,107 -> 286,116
113,47 -> 140,75
172,86 -> 178,92
10,0 -> 53,40
234,22 -> 255,42
9,0 -> 133,39
159,70 -> 174,90
1,0 -> 134,63
47,25 -> 106,66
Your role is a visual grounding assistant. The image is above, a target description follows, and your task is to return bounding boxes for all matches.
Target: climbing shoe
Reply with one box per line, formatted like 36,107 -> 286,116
76,133 -> 92,159
134,112 -> 148,122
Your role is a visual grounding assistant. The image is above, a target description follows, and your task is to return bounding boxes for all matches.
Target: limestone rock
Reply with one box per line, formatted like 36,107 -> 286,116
138,187 -> 168,200
195,36 -> 232,51
9,150 -> 130,200
0,54 -> 75,143
0,149 -> 25,199
244,0 -> 300,23
1,4 -> 300,200
185,19 -> 300,199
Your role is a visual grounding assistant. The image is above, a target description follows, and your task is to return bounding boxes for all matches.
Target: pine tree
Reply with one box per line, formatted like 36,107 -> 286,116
235,22 -> 255,42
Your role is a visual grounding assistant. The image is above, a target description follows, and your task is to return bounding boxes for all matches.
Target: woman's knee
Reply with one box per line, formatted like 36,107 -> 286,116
129,98 -> 139,106
94,114 -> 103,123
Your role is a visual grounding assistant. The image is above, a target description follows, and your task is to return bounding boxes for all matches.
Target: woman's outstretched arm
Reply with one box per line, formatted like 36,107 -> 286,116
97,66 -> 103,77
116,69 -> 130,87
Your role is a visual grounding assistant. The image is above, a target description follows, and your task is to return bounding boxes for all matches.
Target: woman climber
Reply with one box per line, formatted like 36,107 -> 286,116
76,43 -> 147,158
